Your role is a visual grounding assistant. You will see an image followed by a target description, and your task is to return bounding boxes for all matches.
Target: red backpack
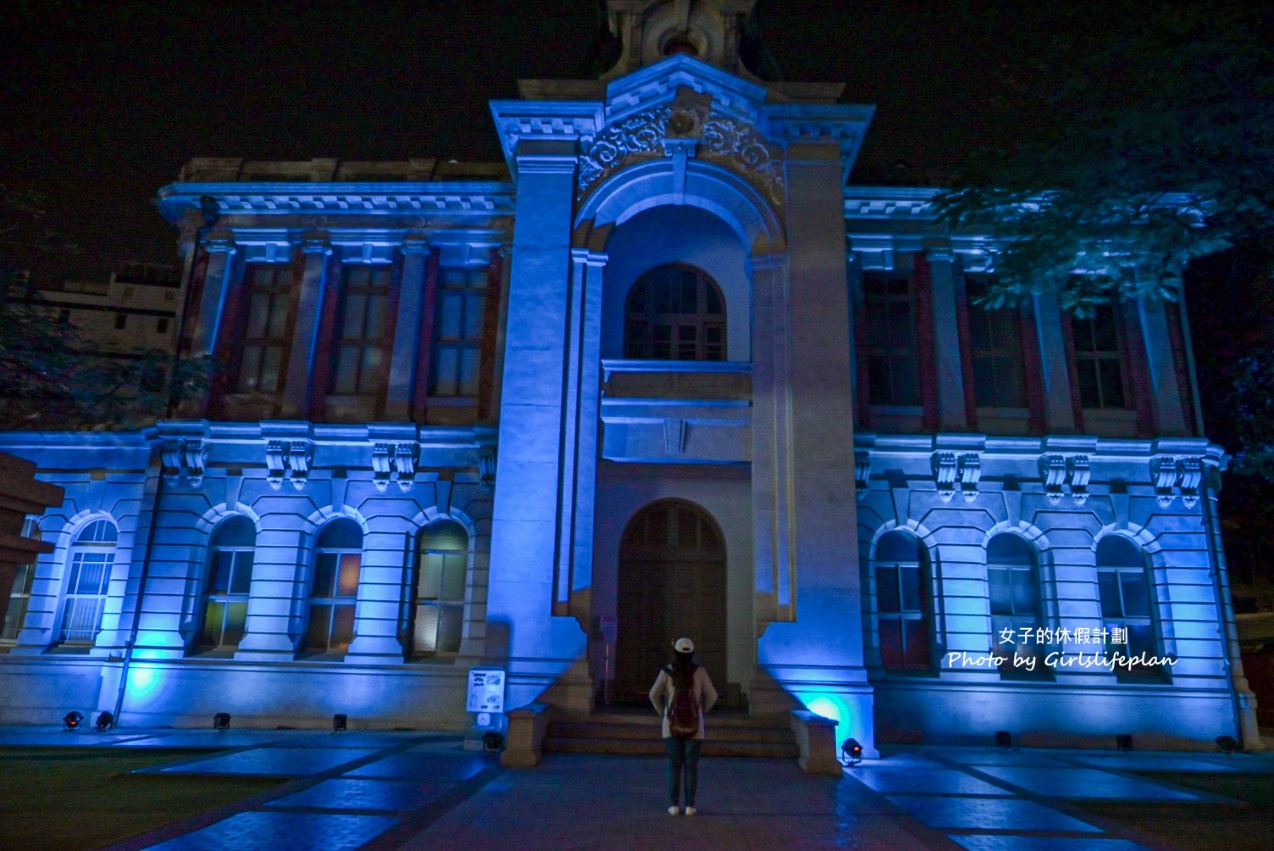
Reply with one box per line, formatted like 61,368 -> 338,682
665,664 -> 701,738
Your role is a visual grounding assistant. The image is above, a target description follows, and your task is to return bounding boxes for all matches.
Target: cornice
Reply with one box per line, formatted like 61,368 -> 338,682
488,101 -> 606,177
156,182 -> 515,223
843,186 -> 941,220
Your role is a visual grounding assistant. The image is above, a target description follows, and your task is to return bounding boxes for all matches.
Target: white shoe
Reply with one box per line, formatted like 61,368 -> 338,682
684,806 -> 697,816
668,806 -> 680,816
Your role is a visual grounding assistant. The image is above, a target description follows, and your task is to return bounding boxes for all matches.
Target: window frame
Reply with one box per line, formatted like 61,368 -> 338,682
872,531 -> 933,672
57,519 -> 118,645
986,533 -> 1047,677
330,263 -> 394,397
1070,304 -> 1132,411
428,262 -> 489,399
622,264 -> 727,362
1095,535 -> 1165,680
861,275 -> 922,407
303,519 -> 363,656
964,276 -> 1028,409
405,519 -> 469,658
234,262 -> 300,395
196,516 -> 255,652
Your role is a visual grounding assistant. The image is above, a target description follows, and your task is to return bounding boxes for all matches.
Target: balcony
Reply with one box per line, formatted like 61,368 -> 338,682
599,360 -> 751,465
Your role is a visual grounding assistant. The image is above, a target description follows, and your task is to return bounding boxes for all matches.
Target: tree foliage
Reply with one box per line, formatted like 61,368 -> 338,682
0,264 -> 213,430
0,188 -> 212,431
934,4 -> 1274,317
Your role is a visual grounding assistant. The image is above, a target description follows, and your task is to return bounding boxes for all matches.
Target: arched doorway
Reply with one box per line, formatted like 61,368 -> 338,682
615,500 -> 726,703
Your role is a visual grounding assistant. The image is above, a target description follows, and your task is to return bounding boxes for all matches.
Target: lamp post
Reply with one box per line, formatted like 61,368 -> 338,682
109,196 -> 219,729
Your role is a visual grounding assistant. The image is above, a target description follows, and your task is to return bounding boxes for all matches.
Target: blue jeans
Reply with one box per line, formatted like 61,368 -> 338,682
665,737 -> 701,807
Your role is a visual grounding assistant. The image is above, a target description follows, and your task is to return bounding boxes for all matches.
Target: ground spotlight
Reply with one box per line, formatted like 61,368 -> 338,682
62,711 -> 83,731
1216,735 -> 1238,754
839,738 -> 864,766
1116,733 -> 1133,752
333,713 -> 348,732
994,730 -> 1012,749
95,711 -> 114,731
482,731 -> 504,754
213,712 -> 231,731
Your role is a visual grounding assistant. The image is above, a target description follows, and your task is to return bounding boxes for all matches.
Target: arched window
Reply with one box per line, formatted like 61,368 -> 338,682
1,518 -> 39,641
623,265 -> 725,361
874,531 -> 931,670
198,516 -> 255,650
1096,536 -> 1160,673
408,520 -> 468,656
59,519 -> 117,644
987,534 -> 1042,672
304,519 -> 362,655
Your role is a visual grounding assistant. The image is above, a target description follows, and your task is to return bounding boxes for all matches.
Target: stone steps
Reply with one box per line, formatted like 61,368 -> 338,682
542,711 -> 801,759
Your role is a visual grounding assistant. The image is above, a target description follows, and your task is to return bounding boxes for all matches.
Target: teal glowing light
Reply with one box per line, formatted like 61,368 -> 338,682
127,665 -> 161,699
799,692 -> 864,753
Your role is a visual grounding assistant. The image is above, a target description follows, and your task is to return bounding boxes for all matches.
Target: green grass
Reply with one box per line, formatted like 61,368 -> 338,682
1072,771 -> 1274,851
0,748 -> 284,850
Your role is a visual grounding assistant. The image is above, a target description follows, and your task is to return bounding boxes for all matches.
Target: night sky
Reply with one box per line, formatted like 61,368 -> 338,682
5,0 -> 1125,282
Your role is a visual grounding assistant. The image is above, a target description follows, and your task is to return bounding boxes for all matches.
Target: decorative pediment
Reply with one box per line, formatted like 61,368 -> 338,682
578,82 -> 785,206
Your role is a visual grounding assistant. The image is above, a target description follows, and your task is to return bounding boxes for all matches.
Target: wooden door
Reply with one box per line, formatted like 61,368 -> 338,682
615,501 -> 726,704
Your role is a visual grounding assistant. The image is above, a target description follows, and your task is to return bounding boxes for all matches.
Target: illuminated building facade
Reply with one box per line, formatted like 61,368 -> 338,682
0,0 -> 1258,752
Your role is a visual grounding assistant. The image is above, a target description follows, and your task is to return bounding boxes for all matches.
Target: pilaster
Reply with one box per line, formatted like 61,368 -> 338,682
280,235 -> 333,418
926,244 -> 968,430
385,237 -> 430,420
234,524 -> 303,660
1033,292 -> 1078,432
346,527 -> 409,661
187,234 -> 238,358
757,136 -> 873,752
1135,298 -> 1189,435
486,139 -> 589,710
561,250 -> 607,619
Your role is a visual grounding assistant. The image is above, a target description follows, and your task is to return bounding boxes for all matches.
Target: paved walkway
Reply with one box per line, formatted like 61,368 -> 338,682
4,726 -> 1273,849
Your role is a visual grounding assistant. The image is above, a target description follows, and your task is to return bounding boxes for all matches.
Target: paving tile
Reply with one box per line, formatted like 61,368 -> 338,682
973,766 -> 1199,800
846,767 -> 1013,796
955,750 -> 1076,767
265,778 -> 453,811
885,795 -> 1101,832
145,811 -> 399,851
346,752 -> 490,781
145,746 -> 379,776
280,732 -> 435,749
115,732 -> 292,749
951,837 -> 1147,850
1065,753 -> 1257,773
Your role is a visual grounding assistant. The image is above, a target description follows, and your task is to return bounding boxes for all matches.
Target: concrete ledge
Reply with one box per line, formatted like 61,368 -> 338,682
791,710 -> 841,776
501,702 -> 552,768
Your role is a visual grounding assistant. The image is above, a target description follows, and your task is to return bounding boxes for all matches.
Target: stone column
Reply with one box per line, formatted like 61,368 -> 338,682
281,234 -> 333,418
384,237 -> 430,420
187,233 -> 237,358
1033,292 -> 1077,432
561,250 -> 606,619
486,139 -> 589,712
749,251 -> 795,625
926,244 -> 969,431
1135,298 -> 1189,435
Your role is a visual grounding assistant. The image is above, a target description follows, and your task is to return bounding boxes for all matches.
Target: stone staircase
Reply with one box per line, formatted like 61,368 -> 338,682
542,709 -> 801,759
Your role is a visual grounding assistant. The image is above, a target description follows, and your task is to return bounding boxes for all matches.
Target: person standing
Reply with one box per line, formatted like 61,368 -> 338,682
649,636 -> 718,816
